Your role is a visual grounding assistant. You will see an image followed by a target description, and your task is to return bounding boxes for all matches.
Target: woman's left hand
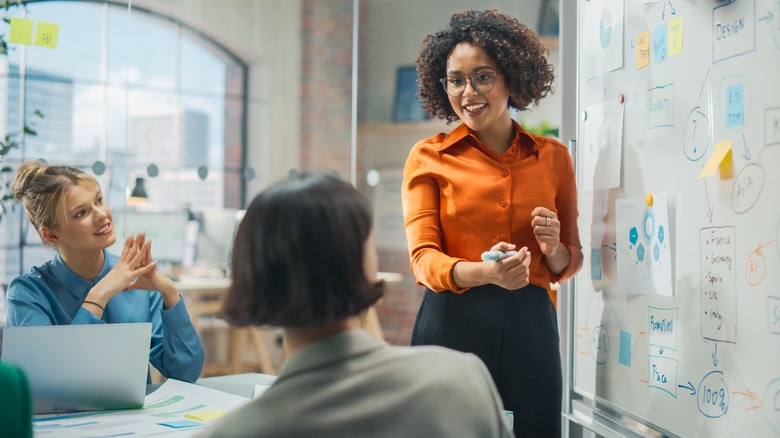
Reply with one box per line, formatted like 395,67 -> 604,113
128,239 -> 180,308
531,206 -> 561,257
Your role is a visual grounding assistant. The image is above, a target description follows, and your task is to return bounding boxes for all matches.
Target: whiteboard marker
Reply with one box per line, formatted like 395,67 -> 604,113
481,250 -> 518,261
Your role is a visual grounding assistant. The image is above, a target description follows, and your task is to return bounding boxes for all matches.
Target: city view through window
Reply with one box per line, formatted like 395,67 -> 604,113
0,1 -> 247,285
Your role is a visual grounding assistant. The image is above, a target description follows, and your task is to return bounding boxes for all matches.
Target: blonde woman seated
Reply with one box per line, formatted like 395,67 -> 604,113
6,161 -> 204,382
199,173 -> 512,437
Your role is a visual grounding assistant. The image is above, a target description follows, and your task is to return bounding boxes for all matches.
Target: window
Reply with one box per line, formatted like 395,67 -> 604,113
0,1 -> 247,284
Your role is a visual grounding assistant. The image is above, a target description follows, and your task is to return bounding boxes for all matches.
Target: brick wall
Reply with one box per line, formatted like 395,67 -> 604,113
300,0 -> 353,178
299,0 -> 421,346
375,248 -> 424,346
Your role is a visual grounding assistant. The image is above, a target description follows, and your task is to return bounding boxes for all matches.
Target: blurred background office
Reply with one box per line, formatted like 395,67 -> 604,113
0,0 -> 562,357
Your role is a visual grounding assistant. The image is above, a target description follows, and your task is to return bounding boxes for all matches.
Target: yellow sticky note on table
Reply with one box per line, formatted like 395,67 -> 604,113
668,17 -> 683,57
184,410 -> 227,422
698,140 -> 733,180
9,18 -> 34,45
34,21 -> 60,49
636,30 -> 650,70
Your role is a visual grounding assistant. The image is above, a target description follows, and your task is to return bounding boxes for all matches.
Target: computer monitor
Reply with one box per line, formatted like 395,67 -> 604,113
194,208 -> 244,272
109,211 -> 190,264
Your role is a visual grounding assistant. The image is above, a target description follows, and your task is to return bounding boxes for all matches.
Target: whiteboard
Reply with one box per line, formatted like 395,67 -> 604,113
573,0 -> 780,437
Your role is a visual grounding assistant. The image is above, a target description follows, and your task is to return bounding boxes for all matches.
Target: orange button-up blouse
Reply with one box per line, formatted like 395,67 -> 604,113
402,121 -> 583,306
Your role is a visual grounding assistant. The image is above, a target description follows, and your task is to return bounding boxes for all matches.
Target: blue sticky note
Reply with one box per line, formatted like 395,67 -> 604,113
158,419 -> 203,429
619,330 -> 631,367
726,83 -> 744,129
590,248 -> 602,280
653,24 -> 668,64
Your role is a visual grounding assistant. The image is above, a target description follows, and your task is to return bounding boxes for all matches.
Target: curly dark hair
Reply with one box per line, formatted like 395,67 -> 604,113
416,9 -> 554,123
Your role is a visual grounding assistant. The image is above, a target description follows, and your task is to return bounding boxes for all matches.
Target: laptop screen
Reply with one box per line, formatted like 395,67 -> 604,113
1,323 -> 152,414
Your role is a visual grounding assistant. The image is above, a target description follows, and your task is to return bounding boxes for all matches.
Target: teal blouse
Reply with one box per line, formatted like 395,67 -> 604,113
6,250 -> 204,383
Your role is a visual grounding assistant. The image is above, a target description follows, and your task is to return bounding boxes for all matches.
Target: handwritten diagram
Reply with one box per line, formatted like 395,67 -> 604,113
573,0 -> 780,434
700,226 -> 737,343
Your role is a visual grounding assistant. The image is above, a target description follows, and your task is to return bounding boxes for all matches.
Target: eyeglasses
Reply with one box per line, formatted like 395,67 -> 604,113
439,71 -> 501,97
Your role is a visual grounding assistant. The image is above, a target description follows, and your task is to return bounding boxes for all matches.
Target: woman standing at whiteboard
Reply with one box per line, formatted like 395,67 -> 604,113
6,161 -> 204,383
402,9 -> 582,435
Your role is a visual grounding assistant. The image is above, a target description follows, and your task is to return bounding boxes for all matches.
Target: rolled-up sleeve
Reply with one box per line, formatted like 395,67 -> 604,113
402,143 -> 467,293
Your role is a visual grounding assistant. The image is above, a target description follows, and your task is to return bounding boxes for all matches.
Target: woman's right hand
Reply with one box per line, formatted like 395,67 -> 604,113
482,242 -> 532,290
87,233 -> 157,303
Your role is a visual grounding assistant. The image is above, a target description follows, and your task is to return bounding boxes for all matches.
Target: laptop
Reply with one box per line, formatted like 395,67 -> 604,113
1,322 -> 152,414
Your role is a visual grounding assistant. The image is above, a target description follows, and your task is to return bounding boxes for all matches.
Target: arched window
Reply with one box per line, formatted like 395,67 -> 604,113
0,1 -> 247,283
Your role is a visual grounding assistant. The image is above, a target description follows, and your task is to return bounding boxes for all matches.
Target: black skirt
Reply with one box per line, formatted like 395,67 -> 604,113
411,284 -> 562,437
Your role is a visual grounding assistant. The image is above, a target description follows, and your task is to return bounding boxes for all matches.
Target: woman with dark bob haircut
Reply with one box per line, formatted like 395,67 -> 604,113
200,173 -> 513,437
402,9 -> 582,436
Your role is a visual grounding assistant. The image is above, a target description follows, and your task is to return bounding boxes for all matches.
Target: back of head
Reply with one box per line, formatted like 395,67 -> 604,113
11,161 -> 100,241
223,173 -> 383,327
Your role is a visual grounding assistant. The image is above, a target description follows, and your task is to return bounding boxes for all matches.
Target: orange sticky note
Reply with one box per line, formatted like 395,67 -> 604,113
184,410 -> 227,422
668,17 -> 683,57
9,18 -> 34,45
34,21 -> 60,49
636,30 -> 650,70
698,140 -> 733,180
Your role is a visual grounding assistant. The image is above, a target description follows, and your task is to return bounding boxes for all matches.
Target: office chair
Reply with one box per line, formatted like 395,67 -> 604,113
0,361 -> 33,438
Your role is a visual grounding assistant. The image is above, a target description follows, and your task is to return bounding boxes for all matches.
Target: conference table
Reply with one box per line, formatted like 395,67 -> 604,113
34,373 -> 278,437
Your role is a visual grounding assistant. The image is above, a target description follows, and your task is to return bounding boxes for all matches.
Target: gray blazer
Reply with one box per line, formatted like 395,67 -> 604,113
199,329 -> 513,437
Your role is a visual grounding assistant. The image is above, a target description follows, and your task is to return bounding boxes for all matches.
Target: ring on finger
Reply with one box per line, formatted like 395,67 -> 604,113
545,216 -> 551,227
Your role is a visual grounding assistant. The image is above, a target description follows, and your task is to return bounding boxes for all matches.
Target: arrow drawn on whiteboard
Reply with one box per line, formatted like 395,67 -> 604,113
742,134 -> 751,161
605,291 -> 620,327
703,178 -> 714,223
758,11 -> 773,23
732,389 -> 763,411
678,381 -> 696,396
633,331 -> 647,383
662,1 -> 676,19
698,68 -> 710,101
712,343 -> 719,367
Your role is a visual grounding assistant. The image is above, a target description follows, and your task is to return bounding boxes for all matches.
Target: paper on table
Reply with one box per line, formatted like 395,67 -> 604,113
32,379 -> 250,437
253,384 -> 272,398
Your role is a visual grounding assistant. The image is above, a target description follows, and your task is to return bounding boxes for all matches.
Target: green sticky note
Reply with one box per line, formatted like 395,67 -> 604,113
9,18 -> 34,45
34,21 -> 60,49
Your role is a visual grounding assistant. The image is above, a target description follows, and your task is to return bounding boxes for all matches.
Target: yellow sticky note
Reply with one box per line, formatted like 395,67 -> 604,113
668,17 -> 683,57
184,410 -> 227,422
636,30 -> 650,70
34,21 -> 60,49
698,140 -> 733,180
9,18 -> 34,45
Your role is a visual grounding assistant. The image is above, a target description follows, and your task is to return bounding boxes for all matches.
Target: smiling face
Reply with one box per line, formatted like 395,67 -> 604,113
445,42 -> 513,140
42,181 -> 116,254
